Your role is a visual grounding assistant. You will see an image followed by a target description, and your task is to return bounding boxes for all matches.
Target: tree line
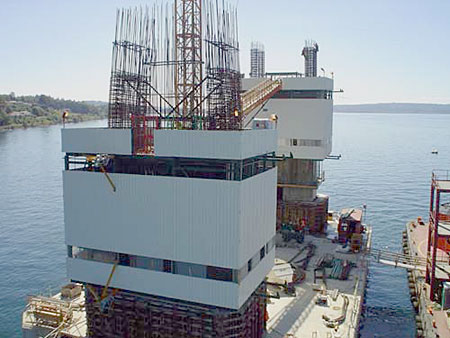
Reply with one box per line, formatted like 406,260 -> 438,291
0,93 -> 107,128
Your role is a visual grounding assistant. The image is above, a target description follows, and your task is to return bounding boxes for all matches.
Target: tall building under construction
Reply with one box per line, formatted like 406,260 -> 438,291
243,40 -> 333,235
22,1 -> 337,337
60,1 -> 281,337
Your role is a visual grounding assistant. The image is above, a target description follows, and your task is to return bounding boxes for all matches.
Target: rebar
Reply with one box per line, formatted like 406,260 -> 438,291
107,0 -> 242,154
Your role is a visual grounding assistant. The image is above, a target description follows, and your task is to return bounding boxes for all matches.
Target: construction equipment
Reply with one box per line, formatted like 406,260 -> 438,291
22,287 -> 86,338
85,263 -> 118,313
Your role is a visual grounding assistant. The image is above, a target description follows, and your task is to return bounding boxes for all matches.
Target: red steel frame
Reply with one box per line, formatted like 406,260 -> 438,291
426,170 -> 450,301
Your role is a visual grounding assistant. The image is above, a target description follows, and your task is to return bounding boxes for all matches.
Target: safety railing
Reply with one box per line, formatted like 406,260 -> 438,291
432,170 -> 450,182
241,79 -> 282,117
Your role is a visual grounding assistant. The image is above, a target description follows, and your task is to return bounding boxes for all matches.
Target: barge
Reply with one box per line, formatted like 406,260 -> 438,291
404,170 -> 450,337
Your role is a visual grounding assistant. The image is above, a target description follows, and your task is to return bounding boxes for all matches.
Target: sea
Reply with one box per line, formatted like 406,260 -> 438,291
1,113 -> 449,337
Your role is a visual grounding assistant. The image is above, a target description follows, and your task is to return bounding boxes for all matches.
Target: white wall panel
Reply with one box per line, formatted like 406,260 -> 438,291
242,77 -> 334,160
241,78 -> 266,91
67,258 -> 241,309
64,169 -> 276,269
238,249 -> 275,306
280,77 -> 333,91
61,128 -> 132,155
154,129 -> 277,159
242,76 -> 333,92
67,252 -> 274,310
239,169 -> 277,265
254,99 -> 333,160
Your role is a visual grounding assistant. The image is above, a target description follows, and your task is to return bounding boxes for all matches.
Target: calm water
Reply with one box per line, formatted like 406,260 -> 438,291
0,114 -> 449,337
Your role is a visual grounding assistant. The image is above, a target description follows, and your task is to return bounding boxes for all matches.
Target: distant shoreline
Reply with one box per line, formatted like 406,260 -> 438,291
0,114 -> 105,131
334,103 -> 450,115
334,111 -> 450,115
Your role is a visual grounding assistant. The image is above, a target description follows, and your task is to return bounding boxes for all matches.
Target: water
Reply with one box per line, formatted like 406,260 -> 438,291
0,114 -> 449,337
321,113 -> 450,337
0,120 -> 107,337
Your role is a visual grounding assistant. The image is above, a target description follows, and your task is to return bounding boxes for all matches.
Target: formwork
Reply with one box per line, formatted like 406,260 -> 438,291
276,158 -> 328,233
85,283 -> 266,338
277,196 -> 329,233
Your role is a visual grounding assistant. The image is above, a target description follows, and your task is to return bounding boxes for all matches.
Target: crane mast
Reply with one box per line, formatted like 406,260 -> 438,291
174,0 -> 203,129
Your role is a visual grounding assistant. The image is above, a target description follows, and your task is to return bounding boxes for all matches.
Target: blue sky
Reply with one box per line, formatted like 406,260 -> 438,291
1,0 -> 449,104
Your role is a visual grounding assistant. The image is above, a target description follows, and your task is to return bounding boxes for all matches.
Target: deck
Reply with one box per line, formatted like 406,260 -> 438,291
265,222 -> 370,338
406,220 -> 450,337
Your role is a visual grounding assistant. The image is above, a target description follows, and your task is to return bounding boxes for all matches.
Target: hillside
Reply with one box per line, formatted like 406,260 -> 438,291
0,93 -> 107,130
334,103 -> 450,114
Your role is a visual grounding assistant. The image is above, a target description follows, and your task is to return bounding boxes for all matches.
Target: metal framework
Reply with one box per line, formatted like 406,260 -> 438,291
250,42 -> 265,78
107,1 -> 243,154
175,0 -> 203,129
302,40 -> 319,77
426,170 -> 450,301
204,0 -> 241,130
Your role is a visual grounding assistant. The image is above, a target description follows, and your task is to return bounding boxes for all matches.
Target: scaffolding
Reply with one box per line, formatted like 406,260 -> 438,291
22,285 -> 86,338
426,170 -> 450,301
250,42 -> 265,78
302,40 -> 319,77
85,283 -> 266,338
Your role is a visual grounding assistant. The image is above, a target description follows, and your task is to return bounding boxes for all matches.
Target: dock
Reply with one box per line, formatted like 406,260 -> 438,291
265,221 -> 371,338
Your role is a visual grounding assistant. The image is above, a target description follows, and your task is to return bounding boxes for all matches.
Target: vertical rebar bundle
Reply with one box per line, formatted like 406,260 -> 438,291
107,0 -> 242,154
302,40 -> 319,77
250,42 -> 265,78
204,0 -> 241,130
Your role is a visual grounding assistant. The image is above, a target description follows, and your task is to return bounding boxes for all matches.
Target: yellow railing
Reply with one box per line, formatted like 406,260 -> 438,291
241,79 -> 282,117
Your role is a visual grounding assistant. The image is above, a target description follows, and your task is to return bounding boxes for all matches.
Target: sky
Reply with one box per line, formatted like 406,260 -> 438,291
0,0 -> 449,105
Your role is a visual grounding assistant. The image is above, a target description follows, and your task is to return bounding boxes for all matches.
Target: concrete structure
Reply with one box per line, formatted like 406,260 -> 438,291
243,72 -> 333,233
62,127 -> 278,336
250,42 -> 265,78
302,40 -> 319,77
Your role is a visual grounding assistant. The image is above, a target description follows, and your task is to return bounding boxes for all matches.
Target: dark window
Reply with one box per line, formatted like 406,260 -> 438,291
163,260 -> 172,273
248,259 -> 252,272
260,246 -> 265,260
67,245 -> 73,258
272,90 -> 331,100
119,253 -> 130,266
206,266 -> 233,281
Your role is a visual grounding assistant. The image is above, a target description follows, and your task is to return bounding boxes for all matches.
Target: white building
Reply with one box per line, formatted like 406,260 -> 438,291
242,76 -> 333,161
62,128 -> 278,310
